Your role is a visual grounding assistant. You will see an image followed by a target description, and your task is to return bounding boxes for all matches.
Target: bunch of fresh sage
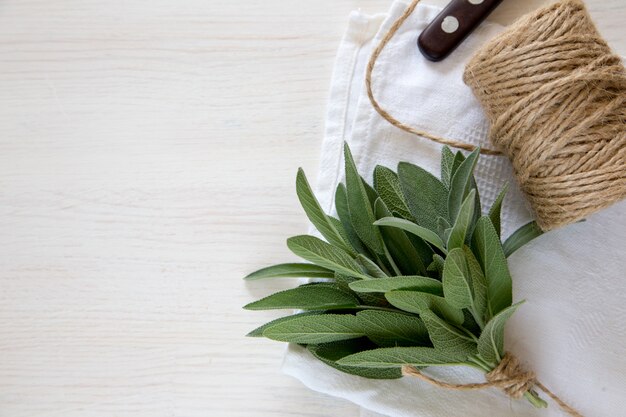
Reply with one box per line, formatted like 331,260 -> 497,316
244,143 -> 548,408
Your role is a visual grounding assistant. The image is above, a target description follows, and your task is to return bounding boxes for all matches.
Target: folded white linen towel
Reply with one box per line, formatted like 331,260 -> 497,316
282,3 -> 626,417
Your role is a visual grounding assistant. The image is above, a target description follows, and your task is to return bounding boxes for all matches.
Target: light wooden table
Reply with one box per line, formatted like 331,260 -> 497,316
0,1 -> 623,416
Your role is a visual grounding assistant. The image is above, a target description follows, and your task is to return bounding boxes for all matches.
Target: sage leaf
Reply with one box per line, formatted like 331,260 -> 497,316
385,291 -> 464,325
469,176 -> 482,233
398,162 -> 448,232
296,168 -> 354,254
344,143 -> 384,254
361,175 -> 380,207
374,217 -> 447,254
374,165 -> 413,219
447,190 -> 476,251
244,263 -> 335,281
333,271 -> 357,289
328,216 -> 352,251
451,150 -> 466,179
299,281 -> 340,289
307,339 -> 402,379
464,247 -> 488,325
437,216 -> 451,241
420,310 -> 476,360
448,149 -> 480,223
478,301 -> 524,364
287,235 -> 369,279
355,254 -> 388,278
407,233 -> 436,273
335,273 -> 387,307
374,198 -> 427,275
442,248 -> 473,309
337,346 -> 466,368
427,254 -> 445,275
503,221 -> 543,258
440,146 -> 456,189
443,228 -> 452,245
488,184 -> 509,238
263,314 -> 364,344
462,309 -> 481,336
335,184 -> 371,256
471,217 -> 512,316
357,310 -> 429,347
349,276 -> 443,295
244,285 -> 360,311
246,311 -> 324,337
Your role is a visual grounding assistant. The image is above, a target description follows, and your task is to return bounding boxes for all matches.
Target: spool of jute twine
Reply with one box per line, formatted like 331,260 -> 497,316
464,0 -> 626,230
366,0 -> 626,231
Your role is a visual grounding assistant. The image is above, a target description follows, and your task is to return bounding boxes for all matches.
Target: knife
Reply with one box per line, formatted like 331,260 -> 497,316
418,0 -> 505,62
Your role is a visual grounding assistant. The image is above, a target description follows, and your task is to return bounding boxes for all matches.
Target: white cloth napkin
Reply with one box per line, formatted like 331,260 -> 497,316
282,3 -> 626,417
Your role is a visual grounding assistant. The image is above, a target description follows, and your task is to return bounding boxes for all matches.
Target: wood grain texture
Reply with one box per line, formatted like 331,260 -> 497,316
0,1 -> 623,416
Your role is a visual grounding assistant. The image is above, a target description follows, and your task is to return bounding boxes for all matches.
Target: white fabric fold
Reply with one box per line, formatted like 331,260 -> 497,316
282,3 -> 626,417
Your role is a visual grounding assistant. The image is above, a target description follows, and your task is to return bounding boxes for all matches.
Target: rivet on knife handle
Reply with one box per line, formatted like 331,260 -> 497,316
418,0 -> 504,62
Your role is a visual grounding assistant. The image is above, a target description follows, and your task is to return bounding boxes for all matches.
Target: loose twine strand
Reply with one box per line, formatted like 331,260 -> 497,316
365,0 -> 502,155
401,352 -> 584,417
366,0 -> 626,231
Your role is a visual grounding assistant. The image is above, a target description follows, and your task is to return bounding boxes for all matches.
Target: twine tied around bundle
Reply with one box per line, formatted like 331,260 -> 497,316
366,0 -> 626,231
402,352 -> 584,417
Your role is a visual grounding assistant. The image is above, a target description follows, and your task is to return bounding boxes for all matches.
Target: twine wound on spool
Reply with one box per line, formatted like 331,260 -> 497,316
401,352 -> 584,417
464,0 -> 626,231
366,0 -> 626,231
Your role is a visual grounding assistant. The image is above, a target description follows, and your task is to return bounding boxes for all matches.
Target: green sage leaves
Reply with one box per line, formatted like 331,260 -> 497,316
245,143 -> 540,390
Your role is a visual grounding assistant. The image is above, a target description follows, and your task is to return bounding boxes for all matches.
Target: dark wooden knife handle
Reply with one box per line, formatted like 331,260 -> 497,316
418,0 -> 504,62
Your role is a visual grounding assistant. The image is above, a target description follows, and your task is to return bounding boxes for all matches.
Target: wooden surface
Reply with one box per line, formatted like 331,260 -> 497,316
0,1 -> 623,416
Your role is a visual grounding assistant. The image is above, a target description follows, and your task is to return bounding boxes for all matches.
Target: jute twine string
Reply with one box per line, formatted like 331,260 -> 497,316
364,0 -> 501,154
366,0 -> 626,231
401,352 -> 584,417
